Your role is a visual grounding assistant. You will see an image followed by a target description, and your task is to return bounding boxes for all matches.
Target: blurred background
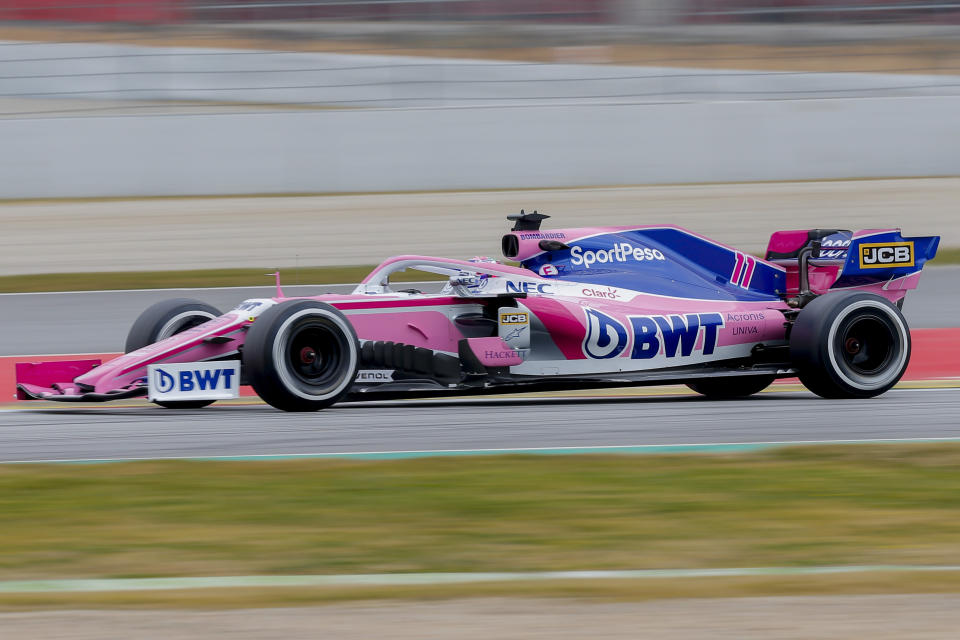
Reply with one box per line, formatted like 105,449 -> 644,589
0,1 -> 958,272
1,0 -> 959,195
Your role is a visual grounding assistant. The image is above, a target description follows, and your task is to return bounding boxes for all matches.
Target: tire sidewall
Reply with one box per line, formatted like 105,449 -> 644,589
824,299 -> 910,393
791,292 -> 911,398
125,298 -> 221,353
244,301 -> 359,411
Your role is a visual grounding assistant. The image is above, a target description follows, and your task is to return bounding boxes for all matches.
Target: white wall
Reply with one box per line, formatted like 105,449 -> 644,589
1,96 -> 957,198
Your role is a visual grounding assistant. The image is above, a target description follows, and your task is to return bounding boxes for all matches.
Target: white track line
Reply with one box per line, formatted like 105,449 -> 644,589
2,566 -> 959,593
5,435 -> 960,465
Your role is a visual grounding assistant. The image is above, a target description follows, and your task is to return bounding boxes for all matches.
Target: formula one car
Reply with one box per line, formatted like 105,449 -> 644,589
16,212 -> 939,411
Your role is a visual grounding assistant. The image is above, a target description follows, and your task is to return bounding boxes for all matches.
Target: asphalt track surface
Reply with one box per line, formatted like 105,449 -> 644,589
1,388 -> 958,463
1,266 -> 956,356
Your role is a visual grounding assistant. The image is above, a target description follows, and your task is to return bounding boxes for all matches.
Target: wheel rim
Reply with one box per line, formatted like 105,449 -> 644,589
838,313 -> 895,376
276,313 -> 353,398
828,305 -> 906,390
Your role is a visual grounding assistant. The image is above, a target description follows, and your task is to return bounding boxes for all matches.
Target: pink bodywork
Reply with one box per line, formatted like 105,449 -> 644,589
15,222 -> 930,401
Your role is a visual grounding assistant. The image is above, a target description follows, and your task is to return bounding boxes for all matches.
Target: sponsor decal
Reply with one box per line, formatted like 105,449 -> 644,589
538,264 -> 559,276
582,308 -> 725,360
499,308 -> 530,350
232,299 -> 275,322
569,243 -> 666,269
484,350 -> 518,359
148,361 -> 240,401
726,312 -> 765,322
858,241 -> 915,269
506,281 -> 554,295
355,370 -> 394,383
818,238 -> 851,260
583,308 -> 628,359
731,326 -> 759,336
730,253 -> 756,289
459,275 -> 491,291
581,286 -> 621,300
234,301 -> 264,312
502,327 -> 525,341
519,232 -> 567,240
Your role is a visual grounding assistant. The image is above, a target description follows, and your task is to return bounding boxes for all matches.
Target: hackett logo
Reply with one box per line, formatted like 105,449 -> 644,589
858,242 -> 914,269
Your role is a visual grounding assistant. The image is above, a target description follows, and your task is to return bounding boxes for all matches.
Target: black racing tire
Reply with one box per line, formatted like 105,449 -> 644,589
126,298 -> 223,409
243,300 -> 359,412
790,292 -> 911,399
686,375 -> 776,399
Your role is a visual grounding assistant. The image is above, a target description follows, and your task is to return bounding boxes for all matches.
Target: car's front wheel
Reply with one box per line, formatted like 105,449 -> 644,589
126,298 -> 223,409
790,292 -> 910,399
243,301 -> 359,412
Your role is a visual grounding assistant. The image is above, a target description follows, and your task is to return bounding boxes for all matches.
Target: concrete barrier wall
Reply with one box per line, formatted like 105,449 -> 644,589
1,96 -> 958,198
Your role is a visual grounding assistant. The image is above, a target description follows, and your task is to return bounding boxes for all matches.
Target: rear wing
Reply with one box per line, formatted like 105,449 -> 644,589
765,228 -> 939,300
834,229 -> 939,288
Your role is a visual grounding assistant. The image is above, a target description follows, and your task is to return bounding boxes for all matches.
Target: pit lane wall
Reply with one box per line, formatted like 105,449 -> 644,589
1,96 -> 959,198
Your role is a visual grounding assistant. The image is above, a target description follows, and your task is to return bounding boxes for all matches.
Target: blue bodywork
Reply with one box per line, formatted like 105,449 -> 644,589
521,227 -> 786,302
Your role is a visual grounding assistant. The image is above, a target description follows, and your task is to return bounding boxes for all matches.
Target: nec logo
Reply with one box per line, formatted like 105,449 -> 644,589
148,362 -> 240,401
506,282 -> 553,295
859,242 -> 914,269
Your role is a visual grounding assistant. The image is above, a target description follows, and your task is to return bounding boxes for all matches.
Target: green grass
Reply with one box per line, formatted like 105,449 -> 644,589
3,446 -> 960,584
933,246 -> 960,265
0,265 -> 442,293
1,249 -> 955,293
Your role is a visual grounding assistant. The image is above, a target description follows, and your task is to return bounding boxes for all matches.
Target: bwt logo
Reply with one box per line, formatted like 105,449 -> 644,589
583,308 -> 628,359
583,308 -> 725,360
154,367 -> 236,393
859,242 -> 914,269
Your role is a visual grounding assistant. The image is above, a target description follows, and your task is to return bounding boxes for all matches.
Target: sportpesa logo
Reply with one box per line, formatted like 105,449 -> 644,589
570,243 -> 665,269
858,241 -> 914,269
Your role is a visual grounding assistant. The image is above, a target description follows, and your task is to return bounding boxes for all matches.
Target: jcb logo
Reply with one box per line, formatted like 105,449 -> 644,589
859,242 -> 914,269
500,313 -> 529,324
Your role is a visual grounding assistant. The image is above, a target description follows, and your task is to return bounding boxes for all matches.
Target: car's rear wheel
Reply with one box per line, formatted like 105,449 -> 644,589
686,375 -> 775,399
126,298 -> 223,409
790,292 -> 910,399
243,301 -> 359,412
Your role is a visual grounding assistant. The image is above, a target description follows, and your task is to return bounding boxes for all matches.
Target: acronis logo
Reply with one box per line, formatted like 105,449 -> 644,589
582,308 -> 725,360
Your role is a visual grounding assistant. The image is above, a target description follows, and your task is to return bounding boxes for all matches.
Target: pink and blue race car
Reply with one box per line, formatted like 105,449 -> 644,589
16,212 -> 939,411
